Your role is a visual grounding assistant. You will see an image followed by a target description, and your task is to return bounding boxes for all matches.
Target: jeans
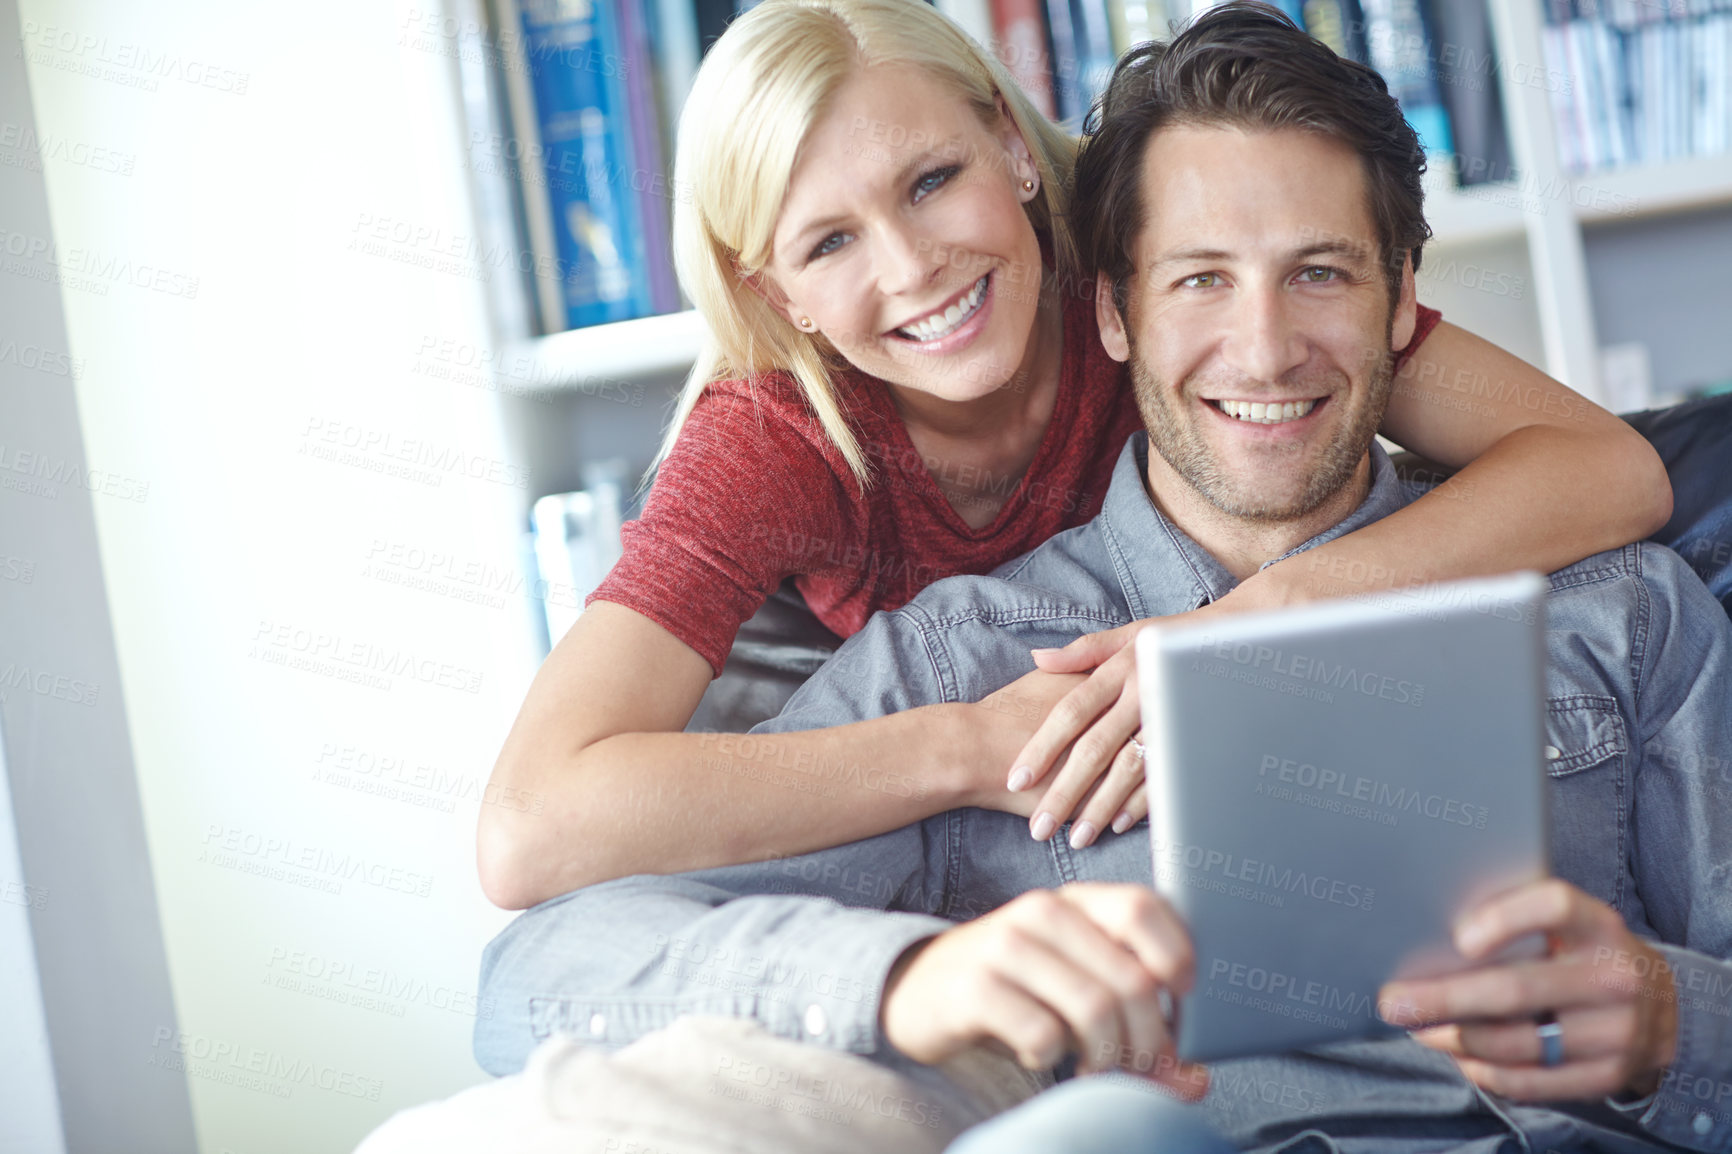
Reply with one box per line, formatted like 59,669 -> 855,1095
947,1073 -> 1236,1154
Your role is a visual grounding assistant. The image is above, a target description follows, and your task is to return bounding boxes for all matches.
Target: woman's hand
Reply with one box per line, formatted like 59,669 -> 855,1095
1007,582 -> 1291,848
967,669 -> 1089,820
1006,621 -> 1153,847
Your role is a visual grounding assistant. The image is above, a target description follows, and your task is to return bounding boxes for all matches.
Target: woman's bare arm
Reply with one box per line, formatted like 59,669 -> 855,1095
476,601 -> 1058,910
1011,321 -> 1672,847
1257,320 -> 1672,599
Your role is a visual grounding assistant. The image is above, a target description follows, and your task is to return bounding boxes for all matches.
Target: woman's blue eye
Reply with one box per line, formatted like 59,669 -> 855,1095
809,232 -> 849,261
914,165 -> 961,199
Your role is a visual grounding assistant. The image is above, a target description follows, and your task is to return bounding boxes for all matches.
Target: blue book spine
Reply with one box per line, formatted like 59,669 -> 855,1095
1069,0 -> 1117,121
517,0 -> 655,328
1359,0 -> 1454,156
1044,0 -> 1084,126
617,0 -> 680,313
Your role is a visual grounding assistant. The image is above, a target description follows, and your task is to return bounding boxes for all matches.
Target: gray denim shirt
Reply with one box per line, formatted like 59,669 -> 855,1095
478,436 -> 1732,1154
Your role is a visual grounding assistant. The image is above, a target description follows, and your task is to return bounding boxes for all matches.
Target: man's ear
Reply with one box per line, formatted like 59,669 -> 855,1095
1095,277 -> 1131,363
1390,252 -> 1417,351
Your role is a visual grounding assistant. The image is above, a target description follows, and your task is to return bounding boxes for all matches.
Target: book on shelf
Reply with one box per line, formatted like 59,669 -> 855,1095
495,0 -> 654,332
493,0 -> 697,335
1298,0 -> 1370,64
1360,0 -> 1455,157
990,0 -> 1061,119
1539,0 -> 1732,176
1424,0 -> 1513,187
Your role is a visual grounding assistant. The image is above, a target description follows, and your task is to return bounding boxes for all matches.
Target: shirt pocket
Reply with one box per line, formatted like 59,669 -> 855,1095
1543,694 -> 1629,909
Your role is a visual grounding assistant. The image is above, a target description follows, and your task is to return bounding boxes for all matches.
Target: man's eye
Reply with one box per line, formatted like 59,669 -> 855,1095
1181,272 -> 1221,289
913,165 -> 961,200
1298,266 -> 1339,283
808,232 -> 850,261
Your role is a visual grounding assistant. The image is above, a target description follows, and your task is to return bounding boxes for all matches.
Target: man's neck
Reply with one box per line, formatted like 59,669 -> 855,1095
1140,450 -> 1374,581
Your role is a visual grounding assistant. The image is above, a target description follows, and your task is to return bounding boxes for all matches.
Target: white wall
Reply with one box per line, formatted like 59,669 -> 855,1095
18,1 -> 535,1149
0,731 -> 66,1154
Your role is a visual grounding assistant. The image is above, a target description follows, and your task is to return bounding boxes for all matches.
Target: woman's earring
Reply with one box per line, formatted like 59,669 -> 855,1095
797,316 -> 816,331
1022,178 -> 1036,194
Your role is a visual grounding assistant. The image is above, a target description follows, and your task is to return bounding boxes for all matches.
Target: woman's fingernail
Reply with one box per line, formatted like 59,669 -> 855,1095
1069,820 -> 1096,849
1030,812 -> 1056,841
1111,811 -> 1133,834
1007,766 -> 1034,792
1030,648 -> 1060,656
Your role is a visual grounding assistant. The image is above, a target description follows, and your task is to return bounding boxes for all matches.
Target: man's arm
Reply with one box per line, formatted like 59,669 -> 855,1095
1381,552 -> 1732,1153
476,608 -> 963,1075
1600,550 -> 1732,1150
473,841 -> 954,1076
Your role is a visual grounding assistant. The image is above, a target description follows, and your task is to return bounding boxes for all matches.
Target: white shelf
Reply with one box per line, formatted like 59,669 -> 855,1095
507,310 -> 707,395
1573,152 -> 1732,226
1424,168 -> 1528,246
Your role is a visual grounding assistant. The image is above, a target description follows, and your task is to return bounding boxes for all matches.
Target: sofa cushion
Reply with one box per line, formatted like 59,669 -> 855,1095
1623,393 -> 1732,618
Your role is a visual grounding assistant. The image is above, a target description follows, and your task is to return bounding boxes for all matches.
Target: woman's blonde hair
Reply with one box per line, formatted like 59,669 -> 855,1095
654,0 -> 1080,491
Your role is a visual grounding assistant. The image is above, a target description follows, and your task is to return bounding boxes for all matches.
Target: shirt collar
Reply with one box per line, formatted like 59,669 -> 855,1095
1095,432 -> 1409,616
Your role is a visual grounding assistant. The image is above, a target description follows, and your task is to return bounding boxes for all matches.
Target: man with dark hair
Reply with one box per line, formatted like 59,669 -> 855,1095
474,6 -> 1732,1151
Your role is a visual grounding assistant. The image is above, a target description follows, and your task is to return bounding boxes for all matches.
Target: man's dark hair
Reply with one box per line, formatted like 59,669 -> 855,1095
1072,1 -> 1431,315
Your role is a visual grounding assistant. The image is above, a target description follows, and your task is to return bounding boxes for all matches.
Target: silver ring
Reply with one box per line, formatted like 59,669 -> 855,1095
1127,736 -> 1146,764
1536,1014 -> 1564,1068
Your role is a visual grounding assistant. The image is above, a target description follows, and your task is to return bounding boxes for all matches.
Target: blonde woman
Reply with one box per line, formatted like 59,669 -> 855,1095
476,0 -> 1668,911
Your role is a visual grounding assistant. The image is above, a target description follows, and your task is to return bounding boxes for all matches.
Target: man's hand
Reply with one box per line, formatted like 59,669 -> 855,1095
879,884 -> 1208,1099
1378,879 -> 1679,1101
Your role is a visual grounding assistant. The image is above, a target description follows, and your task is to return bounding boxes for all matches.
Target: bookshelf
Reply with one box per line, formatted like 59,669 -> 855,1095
509,310 -> 706,397
457,0 -> 1732,443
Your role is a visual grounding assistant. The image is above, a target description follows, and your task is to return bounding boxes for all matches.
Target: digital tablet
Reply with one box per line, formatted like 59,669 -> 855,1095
1136,571 -> 1551,1063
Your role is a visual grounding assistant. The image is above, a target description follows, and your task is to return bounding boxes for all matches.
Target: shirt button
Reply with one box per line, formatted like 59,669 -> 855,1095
803,1004 -> 827,1037
588,1013 -> 606,1038
1694,1112 -> 1713,1136
1544,745 -> 1562,760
